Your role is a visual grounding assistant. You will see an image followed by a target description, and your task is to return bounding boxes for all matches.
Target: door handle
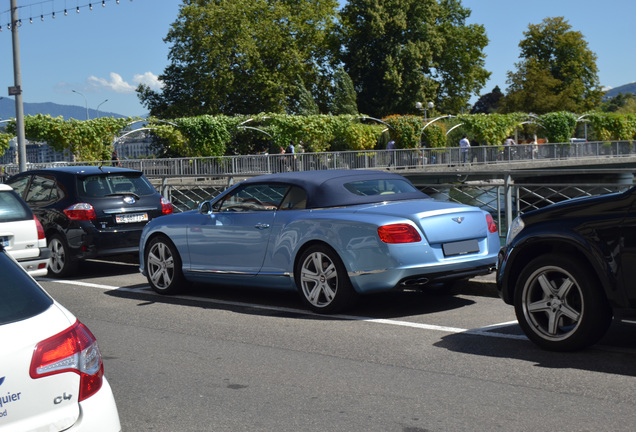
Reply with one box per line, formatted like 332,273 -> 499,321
254,223 -> 270,230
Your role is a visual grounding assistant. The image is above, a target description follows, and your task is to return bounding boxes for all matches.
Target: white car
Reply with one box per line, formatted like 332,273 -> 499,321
0,184 -> 49,276
0,247 -> 121,431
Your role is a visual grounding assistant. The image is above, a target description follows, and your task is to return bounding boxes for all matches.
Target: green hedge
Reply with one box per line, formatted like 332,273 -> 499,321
1,111 -> 635,161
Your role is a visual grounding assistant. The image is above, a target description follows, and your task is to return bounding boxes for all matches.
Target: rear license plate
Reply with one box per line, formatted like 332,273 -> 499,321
1,236 -> 9,247
442,239 -> 479,257
115,213 -> 149,224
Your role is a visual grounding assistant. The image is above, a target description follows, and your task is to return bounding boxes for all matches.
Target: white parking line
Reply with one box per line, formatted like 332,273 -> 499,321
41,278 -> 526,341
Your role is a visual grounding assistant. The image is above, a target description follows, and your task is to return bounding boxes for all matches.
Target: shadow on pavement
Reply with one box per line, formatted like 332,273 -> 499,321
435,319 -> 636,377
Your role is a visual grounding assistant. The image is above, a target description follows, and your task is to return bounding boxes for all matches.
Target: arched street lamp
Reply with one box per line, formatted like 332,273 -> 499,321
415,101 -> 434,121
576,114 -> 590,141
96,99 -> 108,118
72,89 -> 89,120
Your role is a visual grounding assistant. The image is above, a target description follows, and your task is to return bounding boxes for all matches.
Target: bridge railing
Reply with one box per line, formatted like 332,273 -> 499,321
3,140 -> 636,178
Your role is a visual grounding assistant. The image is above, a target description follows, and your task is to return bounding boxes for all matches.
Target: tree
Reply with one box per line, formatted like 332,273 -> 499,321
471,86 -> 504,114
338,0 -> 489,117
503,17 -> 603,114
288,76 -> 320,115
329,67 -> 358,115
138,0 -> 339,117
600,93 -> 636,114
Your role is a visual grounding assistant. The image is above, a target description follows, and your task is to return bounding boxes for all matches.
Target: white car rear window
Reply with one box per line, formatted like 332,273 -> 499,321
0,190 -> 31,222
0,252 -> 52,325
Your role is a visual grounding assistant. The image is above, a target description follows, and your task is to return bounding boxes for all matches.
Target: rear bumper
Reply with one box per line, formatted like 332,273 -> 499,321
70,377 -> 121,431
67,223 -> 143,260
349,255 -> 498,293
16,247 -> 51,277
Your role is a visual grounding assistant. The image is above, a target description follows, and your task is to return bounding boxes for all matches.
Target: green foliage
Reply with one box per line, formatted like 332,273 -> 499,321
586,112 -> 636,141
539,112 -> 578,143
471,86 -> 504,114
330,67 -> 358,115
10,112 -> 636,162
6,115 -> 133,161
174,115 -> 237,157
421,123 -> 447,148
600,93 -> 636,114
384,115 -> 423,148
139,0 -> 339,117
0,132 -> 11,156
267,114 -> 337,153
457,113 -> 525,145
503,17 -> 603,114
380,114 -> 445,148
337,122 -> 381,151
288,77 -> 320,116
338,0 -> 488,118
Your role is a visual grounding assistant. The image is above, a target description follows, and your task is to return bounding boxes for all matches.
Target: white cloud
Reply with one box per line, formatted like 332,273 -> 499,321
85,72 -> 164,94
87,72 -> 137,94
133,72 -> 164,91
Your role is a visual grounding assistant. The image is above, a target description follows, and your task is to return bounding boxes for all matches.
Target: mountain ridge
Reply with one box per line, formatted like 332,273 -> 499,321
0,98 -> 131,120
2,83 -> 635,120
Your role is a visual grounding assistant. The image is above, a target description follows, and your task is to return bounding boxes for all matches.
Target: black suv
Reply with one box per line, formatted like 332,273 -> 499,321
5,166 -> 173,277
497,186 -> 636,351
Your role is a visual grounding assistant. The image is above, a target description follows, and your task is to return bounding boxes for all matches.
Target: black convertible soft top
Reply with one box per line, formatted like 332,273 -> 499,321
239,169 -> 429,208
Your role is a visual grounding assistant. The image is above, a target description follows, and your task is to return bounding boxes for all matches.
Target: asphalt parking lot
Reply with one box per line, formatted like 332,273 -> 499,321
38,258 -> 636,431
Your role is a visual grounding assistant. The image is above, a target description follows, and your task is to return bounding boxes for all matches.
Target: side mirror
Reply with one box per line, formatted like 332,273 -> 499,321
198,201 -> 212,214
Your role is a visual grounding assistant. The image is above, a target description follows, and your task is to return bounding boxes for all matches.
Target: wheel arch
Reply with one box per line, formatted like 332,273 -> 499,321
293,240 -> 340,278
143,231 -> 182,259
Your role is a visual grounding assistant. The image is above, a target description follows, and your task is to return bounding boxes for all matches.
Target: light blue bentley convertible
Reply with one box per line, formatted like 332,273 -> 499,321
139,170 -> 499,313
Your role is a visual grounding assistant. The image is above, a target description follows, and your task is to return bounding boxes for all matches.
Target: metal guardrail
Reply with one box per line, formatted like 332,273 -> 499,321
3,140 -> 636,178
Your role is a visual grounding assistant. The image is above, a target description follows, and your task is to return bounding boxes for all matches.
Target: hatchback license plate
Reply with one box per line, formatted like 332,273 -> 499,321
442,239 -> 479,257
115,213 -> 148,224
1,236 -> 9,247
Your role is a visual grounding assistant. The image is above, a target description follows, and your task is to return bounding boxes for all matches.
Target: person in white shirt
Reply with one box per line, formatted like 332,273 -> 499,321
459,135 -> 471,165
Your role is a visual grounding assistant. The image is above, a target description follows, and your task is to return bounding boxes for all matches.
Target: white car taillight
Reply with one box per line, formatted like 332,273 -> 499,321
34,215 -> 45,240
30,320 -> 104,401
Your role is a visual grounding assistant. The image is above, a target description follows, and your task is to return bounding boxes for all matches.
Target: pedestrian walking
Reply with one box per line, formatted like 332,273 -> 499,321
111,150 -> 121,167
459,135 -> 471,165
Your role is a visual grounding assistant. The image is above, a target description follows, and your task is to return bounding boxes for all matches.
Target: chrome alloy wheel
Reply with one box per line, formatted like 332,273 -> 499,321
48,236 -> 67,275
520,265 -> 583,341
300,251 -> 339,309
146,240 -> 176,291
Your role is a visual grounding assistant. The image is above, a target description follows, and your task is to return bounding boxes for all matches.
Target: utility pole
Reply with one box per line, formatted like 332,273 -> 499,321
10,0 -> 27,172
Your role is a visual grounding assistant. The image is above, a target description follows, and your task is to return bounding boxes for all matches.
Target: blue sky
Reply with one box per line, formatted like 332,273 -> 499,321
0,0 -> 634,118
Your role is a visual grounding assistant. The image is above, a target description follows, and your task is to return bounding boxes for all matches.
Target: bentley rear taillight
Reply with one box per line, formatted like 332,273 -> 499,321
486,213 -> 498,234
378,224 -> 422,243
161,197 -> 174,215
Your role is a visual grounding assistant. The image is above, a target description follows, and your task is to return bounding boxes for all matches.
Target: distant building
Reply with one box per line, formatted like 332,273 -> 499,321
0,139 -> 72,165
0,132 -> 156,167
114,131 -> 155,160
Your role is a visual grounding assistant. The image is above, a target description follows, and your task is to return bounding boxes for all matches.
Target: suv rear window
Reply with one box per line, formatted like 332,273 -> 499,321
78,174 -> 156,198
0,251 -> 53,325
0,189 -> 32,222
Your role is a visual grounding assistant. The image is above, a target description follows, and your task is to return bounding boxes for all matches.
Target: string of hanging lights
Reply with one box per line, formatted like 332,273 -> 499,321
0,0 -> 132,32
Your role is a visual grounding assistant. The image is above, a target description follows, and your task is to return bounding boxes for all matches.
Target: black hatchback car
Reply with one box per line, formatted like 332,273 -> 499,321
5,166 -> 173,277
497,186 -> 636,351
